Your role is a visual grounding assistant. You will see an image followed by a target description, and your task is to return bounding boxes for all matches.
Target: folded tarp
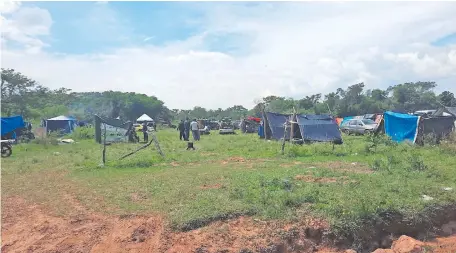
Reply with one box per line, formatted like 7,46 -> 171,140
1,115 -> 25,136
384,111 -> 420,143
264,112 -> 290,140
296,114 -> 342,143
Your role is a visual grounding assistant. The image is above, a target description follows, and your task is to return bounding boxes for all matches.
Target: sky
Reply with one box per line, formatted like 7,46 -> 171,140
1,1 -> 456,110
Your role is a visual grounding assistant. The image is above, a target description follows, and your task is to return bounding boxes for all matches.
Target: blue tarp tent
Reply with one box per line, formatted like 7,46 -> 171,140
1,115 -> 25,137
296,114 -> 342,143
263,112 -> 290,140
46,115 -> 77,134
384,111 -> 420,143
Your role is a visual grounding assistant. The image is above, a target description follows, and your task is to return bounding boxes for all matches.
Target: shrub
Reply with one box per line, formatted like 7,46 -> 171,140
69,127 -> 95,140
407,155 -> 428,172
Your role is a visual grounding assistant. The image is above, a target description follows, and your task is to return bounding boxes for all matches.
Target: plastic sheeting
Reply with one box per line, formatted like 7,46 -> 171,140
340,116 -> 353,126
296,114 -> 342,143
94,115 -> 133,143
420,116 -> 455,137
1,115 -> 25,136
384,111 -> 420,143
264,112 -> 290,140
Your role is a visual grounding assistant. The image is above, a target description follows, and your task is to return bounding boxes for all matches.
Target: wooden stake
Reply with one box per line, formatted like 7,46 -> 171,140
119,129 -> 165,160
102,124 -> 107,164
281,122 -> 288,155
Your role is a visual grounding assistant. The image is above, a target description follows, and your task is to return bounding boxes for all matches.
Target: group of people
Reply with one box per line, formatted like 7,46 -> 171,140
177,118 -> 200,141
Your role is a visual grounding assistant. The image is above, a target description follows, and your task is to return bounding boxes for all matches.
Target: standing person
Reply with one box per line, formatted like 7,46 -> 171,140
142,122 -> 148,142
190,119 -> 200,141
184,118 -> 190,141
177,120 -> 185,140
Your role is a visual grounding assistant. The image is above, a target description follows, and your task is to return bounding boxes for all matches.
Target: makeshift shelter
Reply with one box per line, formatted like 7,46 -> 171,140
433,107 -> 456,117
262,112 -> 291,140
94,115 -> 133,143
416,116 -> 455,144
296,114 -> 343,143
136,114 -> 154,122
261,112 -> 342,143
46,115 -> 77,134
383,111 -> 420,143
1,115 -> 25,137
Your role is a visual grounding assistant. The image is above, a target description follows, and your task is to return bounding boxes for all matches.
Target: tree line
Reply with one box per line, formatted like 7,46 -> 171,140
2,68 -> 455,123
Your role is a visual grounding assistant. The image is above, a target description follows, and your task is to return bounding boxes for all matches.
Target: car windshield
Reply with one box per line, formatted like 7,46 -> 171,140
362,119 -> 376,125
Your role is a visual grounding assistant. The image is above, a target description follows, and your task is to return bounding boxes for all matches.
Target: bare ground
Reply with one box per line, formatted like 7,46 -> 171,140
1,196 -> 343,253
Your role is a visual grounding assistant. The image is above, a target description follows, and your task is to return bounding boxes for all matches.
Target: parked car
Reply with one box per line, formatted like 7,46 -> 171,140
133,123 -> 142,132
340,119 -> 377,135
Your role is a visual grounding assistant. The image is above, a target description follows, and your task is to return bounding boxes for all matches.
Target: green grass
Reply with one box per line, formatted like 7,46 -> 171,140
2,129 -> 456,247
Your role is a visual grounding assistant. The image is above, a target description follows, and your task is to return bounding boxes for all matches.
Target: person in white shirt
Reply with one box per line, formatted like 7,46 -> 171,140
190,119 -> 200,141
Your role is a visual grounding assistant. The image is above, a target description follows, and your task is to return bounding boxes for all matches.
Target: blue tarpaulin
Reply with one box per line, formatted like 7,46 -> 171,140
296,114 -> 342,142
340,116 -> 353,126
384,111 -> 420,143
264,112 -> 290,140
1,115 -> 25,136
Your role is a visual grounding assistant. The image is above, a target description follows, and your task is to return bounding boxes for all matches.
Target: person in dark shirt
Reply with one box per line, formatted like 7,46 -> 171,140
142,122 -> 148,142
183,118 -> 190,141
177,120 -> 185,140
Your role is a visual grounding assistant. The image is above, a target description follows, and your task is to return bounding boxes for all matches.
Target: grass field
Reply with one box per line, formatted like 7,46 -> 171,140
2,128 -> 456,250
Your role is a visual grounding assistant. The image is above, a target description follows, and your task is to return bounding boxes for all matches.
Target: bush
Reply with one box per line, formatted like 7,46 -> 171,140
32,132 -> 59,147
69,127 -> 95,140
364,133 -> 396,153
407,155 -> 428,172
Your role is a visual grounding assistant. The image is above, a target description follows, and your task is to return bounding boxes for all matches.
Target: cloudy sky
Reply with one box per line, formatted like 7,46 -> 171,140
1,1 -> 456,110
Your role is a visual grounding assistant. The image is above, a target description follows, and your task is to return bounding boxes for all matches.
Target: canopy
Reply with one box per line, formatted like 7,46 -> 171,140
296,114 -> 342,143
384,111 -> 420,143
1,115 -> 25,136
136,114 -> 154,122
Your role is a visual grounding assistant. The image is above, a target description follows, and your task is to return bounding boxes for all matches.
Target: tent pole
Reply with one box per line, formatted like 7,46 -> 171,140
261,104 -> 269,140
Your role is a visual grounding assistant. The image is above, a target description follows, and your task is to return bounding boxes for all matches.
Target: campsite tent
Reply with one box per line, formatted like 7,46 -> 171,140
46,115 -> 77,134
296,114 -> 342,143
261,112 -> 342,143
1,115 -> 25,137
136,114 -> 154,122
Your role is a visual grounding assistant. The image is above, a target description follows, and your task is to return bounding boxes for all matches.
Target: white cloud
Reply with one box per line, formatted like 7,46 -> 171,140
1,2 -> 52,53
2,2 -> 456,109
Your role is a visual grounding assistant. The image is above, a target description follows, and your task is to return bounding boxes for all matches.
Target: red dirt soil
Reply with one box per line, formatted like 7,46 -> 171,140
2,196 -> 455,253
1,196 -> 340,253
